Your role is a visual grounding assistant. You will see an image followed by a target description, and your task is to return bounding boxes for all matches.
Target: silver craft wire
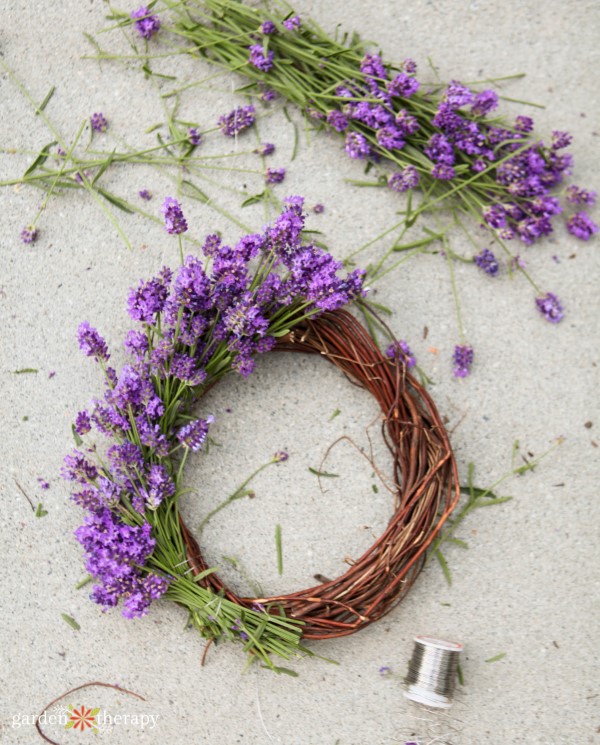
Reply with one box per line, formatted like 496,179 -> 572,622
404,636 -> 463,709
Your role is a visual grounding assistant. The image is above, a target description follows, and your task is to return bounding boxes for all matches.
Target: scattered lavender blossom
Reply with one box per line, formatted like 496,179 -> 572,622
37,478 -> 50,490
139,189 -> 152,201
379,665 -> 392,676
313,203 -> 325,214
187,127 -> 201,146
565,185 -> 596,206
218,105 -> 256,137
474,248 -> 499,276
90,112 -> 108,133
566,211 -> 598,241
131,6 -> 161,40
274,451 -> 289,462
452,344 -> 474,378
255,142 -> 275,156
20,225 -> 38,244
535,292 -> 564,323
266,167 -> 286,184
161,197 -> 188,235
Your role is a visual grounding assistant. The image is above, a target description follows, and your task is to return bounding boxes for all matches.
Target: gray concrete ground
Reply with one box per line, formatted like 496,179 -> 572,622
0,1 -> 599,743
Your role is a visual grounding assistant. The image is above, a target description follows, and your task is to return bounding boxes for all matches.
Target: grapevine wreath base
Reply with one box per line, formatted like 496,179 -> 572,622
181,308 -> 459,641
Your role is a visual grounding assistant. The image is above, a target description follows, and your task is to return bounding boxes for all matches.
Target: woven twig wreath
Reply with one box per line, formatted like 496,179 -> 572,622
181,308 -> 459,640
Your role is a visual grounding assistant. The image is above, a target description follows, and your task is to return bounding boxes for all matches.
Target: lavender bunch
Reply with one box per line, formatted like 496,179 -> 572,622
62,197 -> 363,667
158,0 -> 596,251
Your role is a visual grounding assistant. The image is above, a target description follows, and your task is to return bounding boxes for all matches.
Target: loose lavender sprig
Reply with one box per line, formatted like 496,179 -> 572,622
131,5 -> 161,40
535,292 -> 564,323
453,344 -> 474,378
90,112 -> 108,133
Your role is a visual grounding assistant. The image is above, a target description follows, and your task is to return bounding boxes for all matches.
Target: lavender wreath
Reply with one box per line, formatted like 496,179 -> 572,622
62,196 -> 458,669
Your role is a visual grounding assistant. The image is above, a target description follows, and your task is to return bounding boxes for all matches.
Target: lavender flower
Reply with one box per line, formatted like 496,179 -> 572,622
387,73 -> 420,98
20,225 -> 38,244
161,197 -> 188,235
379,665 -> 392,676
143,464 -> 175,509
75,506 -> 164,617
424,133 -> 455,165
565,185 -> 597,206
131,6 -> 161,40
474,248 -> 499,276
387,166 -> 420,193
75,411 -> 92,436
218,105 -> 256,137
361,53 -> 386,79
274,450 -> 289,462
62,449 -> 98,483
37,478 -> 50,490
345,132 -> 370,159
122,574 -> 170,619
535,292 -> 564,323
402,58 -> 417,74
444,80 -> 474,109
394,109 -> 419,136
266,167 -> 286,184
313,203 -> 325,214
259,86 -> 277,102
327,110 -> 349,132
187,127 -> 201,146
138,189 -> 152,201
376,125 -> 405,150
90,112 -> 108,133
259,20 -> 276,34
551,130 -> 573,150
128,268 -> 172,324
255,142 -> 275,156
385,340 -> 416,368
176,416 -> 214,451
483,205 -> 507,229
431,163 -> 456,180
77,321 -> 110,362
566,211 -> 598,240
282,15 -> 301,31
452,344 -> 474,378
249,44 -> 274,72
515,115 -> 534,133
470,90 -> 498,117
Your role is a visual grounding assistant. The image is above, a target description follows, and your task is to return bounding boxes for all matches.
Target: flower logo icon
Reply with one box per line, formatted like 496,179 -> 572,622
65,705 -> 99,733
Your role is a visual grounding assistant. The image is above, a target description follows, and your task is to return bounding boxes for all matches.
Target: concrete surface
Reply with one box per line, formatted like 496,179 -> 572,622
0,1 -> 598,744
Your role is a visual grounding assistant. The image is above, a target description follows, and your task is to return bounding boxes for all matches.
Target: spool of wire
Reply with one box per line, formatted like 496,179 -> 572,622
403,635 -> 463,709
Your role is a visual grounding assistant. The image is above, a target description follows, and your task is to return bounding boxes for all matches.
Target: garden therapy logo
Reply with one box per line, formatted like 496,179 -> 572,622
65,704 -> 99,733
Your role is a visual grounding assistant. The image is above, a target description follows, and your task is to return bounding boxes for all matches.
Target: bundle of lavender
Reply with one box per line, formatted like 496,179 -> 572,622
150,0 -> 596,257
62,195 -> 364,668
